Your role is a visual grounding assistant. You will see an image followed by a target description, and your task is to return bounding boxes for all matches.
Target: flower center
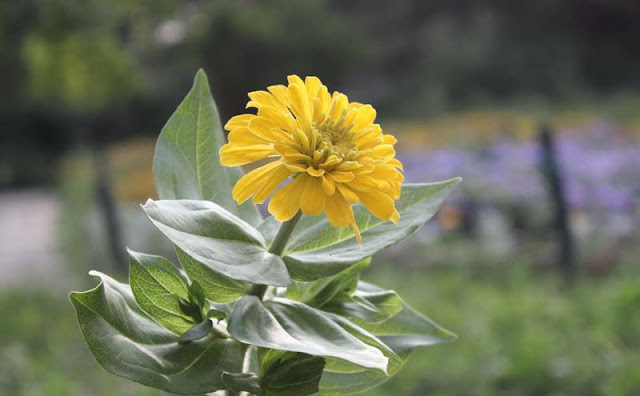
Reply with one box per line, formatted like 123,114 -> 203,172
316,122 -> 356,159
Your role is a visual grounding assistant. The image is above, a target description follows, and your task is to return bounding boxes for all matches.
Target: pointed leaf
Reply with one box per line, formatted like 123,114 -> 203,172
176,247 -> 248,303
179,297 -> 203,322
128,250 -> 193,334
206,309 -> 226,321
142,199 -> 291,286
319,345 -> 403,396
70,271 -> 243,394
188,281 -> 207,309
153,69 -> 261,225
221,372 -> 263,395
228,296 -> 391,372
322,289 -> 403,324
318,312 -> 404,395
178,319 -> 213,344
317,281 -> 455,395
274,179 -> 461,280
285,258 -> 369,308
352,281 -> 457,355
260,353 -> 325,396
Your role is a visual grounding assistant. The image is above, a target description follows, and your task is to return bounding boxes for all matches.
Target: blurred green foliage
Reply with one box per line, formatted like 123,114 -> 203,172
366,263 -> 640,396
0,291 -> 156,396
22,33 -> 140,109
2,263 -> 638,395
3,0 -> 640,187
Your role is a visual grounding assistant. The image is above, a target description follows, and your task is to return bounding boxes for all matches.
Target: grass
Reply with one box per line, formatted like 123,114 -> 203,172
0,289 -> 156,396
364,261 -> 640,396
2,260 -> 638,395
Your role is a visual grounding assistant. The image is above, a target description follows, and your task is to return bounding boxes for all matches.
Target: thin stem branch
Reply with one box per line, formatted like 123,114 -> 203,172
246,211 -> 302,300
268,211 -> 302,256
229,212 -> 302,395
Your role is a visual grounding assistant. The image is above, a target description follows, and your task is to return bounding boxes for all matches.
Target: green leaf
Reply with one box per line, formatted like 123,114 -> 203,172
153,69 -> 261,226
70,271 -> 243,394
228,296 -> 391,372
188,281 -> 207,309
221,372 -> 263,395
128,250 -> 194,334
322,289 -> 403,324
274,179 -> 461,280
318,344 -> 403,396
176,247 -> 248,303
351,281 -> 457,355
179,297 -> 203,322
206,309 -> 226,321
142,199 -> 291,287
178,319 -> 213,344
260,352 -> 325,396
285,258 -> 369,308
317,280 -> 455,395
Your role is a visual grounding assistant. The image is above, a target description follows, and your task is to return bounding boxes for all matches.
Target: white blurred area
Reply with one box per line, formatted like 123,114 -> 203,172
0,191 -> 61,287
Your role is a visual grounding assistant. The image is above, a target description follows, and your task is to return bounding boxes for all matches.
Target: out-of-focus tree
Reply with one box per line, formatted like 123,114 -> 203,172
2,0 -> 640,186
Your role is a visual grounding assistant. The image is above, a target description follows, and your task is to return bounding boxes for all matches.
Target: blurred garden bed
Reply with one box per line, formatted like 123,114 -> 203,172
33,113 -> 640,395
2,261 -> 638,395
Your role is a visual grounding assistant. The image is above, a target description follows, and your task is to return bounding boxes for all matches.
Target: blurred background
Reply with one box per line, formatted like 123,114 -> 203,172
1,0 -> 639,395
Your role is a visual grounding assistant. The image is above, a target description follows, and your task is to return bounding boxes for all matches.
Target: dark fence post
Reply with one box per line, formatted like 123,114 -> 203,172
93,145 -> 128,274
539,123 -> 576,285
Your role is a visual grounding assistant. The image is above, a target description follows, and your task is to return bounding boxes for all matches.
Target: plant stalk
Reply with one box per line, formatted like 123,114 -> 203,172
236,212 -> 302,395
246,211 -> 302,300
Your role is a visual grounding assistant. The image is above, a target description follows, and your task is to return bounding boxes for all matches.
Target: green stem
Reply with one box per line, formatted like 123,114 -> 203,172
268,211 -> 302,256
247,211 -> 302,300
233,213 -> 302,395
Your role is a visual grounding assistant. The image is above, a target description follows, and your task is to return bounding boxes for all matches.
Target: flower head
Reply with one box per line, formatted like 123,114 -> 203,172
220,75 -> 403,242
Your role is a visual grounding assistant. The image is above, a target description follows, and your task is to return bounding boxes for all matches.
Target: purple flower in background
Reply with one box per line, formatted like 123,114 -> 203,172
398,121 -> 640,212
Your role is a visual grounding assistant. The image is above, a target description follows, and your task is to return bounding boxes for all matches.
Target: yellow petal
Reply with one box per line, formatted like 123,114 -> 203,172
282,153 -> 311,163
345,175 -> 378,192
319,154 -> 341,169
232,161 -> 284,204
247,90 -> 287,111
321,175 -> 335,195
306,166 -> 325,177
370,144 -> 395,160
357,135 -> 384,151
325,193 -> 362,243
219,144 -> 275,166
336,184 -> 359,203
387,158 -> 404,170
356,190 -> 397,221
274,142 -> 303,157
328,171 -> 355,183
368,164 -> 401,180
227,127 -> 269,146
390,209 -> 400,224
305,77 -> 323,106
283,162 -> 307,173
299,175 -> 326,216
249,116 -> 291,142
257,106 -> 297,132
287,75 -> 305,86
225,114 -> 254,130
382,134 -> 397,145
287,82 -> 312,127
268,175 -> 306,222
327,93 -> 348,122
335,161 -> 363,171
314,86 -> 331,124
267,85 -> 290,107
253,162 -> 292,204
292,128 -> 310,153
324,193 -> 351,227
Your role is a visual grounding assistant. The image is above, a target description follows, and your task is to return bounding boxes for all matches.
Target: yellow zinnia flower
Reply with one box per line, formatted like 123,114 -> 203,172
220,75 -> 403,242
